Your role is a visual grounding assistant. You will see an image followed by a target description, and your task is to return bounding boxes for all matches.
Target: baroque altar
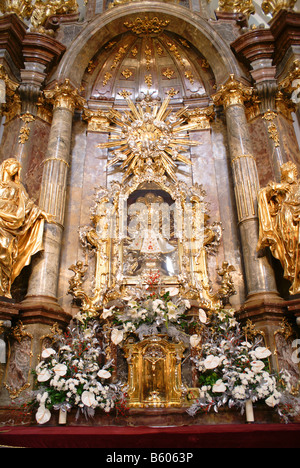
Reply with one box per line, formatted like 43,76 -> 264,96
1,1 -> 300,433
67,96 -> 233,410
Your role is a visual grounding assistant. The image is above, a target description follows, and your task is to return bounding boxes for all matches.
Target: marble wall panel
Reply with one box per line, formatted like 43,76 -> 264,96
277,114 -> 300,170
4,336 -> 31,398
0,117 -> 21,162
0,117 -> 50,200
248,117 -> 276,187
24,118 -> 51,200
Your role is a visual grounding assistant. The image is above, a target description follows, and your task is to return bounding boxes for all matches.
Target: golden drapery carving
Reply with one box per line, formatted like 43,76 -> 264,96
257,161 -> 300,295
0,158 -> 50,298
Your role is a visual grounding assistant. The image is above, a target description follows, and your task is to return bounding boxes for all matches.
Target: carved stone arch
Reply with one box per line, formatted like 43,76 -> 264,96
53,2 -> 245,90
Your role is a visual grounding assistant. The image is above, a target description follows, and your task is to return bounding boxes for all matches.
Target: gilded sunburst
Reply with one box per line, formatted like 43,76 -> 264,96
97,96 -> 200,182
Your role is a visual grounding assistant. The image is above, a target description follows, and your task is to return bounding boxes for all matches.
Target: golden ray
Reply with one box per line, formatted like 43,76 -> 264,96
156,97 -> 171,121
97,97 -> 199,181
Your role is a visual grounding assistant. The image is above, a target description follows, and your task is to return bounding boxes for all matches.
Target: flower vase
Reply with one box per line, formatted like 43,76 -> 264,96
58,408 -> 67,425
245,399 -> 254,423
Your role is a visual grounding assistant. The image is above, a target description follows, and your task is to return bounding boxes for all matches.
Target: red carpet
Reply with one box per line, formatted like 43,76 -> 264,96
1,423 -> 300,448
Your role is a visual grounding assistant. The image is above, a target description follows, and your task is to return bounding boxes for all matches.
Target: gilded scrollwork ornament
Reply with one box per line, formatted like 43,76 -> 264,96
279,60 -> 300,112
18,112 -> 35,144
68,260 -> 99,321
124,16 -> 170,36
215,261 -> 236,305
262,110 -> 280,147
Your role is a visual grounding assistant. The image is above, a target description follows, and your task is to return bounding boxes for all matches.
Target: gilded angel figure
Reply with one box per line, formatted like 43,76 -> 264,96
257,161 -> 300,295
0,158 -> 52,298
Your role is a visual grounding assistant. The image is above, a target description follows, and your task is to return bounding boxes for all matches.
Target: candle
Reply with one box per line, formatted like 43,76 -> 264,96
245,399 -> 254,423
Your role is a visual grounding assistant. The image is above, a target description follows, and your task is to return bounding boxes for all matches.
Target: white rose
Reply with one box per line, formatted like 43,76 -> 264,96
204,355 -> 221,369
111,328 -> 124,345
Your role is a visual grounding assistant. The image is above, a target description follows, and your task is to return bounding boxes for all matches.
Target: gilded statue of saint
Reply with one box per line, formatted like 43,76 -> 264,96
257,161 -> 300,295
0,158 -> 52,298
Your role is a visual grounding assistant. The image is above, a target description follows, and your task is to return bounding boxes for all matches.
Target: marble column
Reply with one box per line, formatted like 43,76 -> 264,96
22,79 -> 85,314
231,27 -> 287,182
213,75 -> 281,305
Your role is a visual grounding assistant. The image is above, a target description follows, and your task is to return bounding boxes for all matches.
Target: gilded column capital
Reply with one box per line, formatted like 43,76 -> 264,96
44,79 -> 85,112
82,108 -> 111,132
183,105 -> 215,130
261,0 -> 296,17
212,75 -> 253,110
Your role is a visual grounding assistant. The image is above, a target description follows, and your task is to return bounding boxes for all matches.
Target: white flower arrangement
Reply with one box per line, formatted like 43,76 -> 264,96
104,290 -> 191,345
33,321 -> 126,424
187,307 -> 300,421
